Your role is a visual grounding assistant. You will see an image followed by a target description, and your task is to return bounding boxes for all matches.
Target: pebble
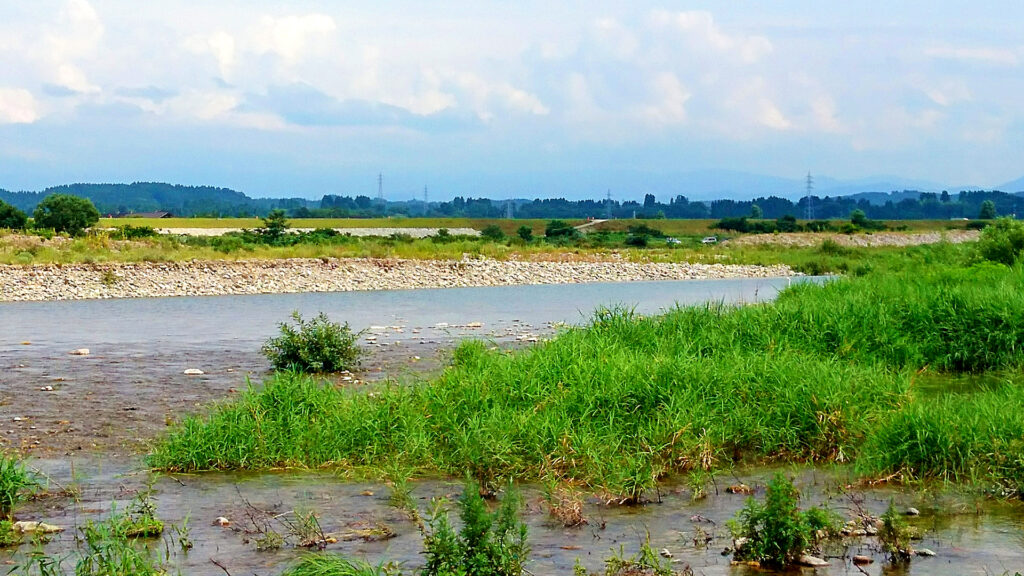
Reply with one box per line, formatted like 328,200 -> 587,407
213,517 -> 231,527
905,507 -> 920,516
183,369 -> 205,376
659,548 -> 673,558
852,555 -> 873,565
916,548 -> 936,557
69,348 -> 90,356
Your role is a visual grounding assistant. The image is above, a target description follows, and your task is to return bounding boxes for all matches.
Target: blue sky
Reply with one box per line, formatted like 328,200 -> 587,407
1,1 -> 1023,200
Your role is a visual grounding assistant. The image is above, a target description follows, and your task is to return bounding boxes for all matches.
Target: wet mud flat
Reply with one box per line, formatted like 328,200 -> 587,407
0,319 -> 550,457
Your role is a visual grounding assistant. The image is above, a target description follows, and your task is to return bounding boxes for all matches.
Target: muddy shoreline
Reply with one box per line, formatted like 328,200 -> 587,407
0,257 -> 795,302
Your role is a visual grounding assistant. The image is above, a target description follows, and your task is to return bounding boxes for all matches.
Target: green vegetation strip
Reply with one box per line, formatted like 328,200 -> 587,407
150,244 -> 1024,497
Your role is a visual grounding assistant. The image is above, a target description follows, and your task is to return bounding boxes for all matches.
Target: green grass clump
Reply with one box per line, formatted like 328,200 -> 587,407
282,555 -> 398,576
263,312 -> 362,373
728,474 -> 839,568
0,453 -> 34,519
151,246 -> 1024,494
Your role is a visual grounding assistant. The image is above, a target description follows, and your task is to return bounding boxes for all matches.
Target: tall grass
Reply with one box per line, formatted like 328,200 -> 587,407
150,249 -> 1024,494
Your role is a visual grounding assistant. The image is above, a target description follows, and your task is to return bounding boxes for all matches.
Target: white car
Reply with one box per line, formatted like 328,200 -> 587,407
701,236 -> 718,245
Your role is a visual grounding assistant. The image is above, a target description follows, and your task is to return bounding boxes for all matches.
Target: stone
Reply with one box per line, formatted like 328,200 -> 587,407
852,555 -> 873,565
659,548 -> 673,558
69,348 -> 90,356
465,322 -> 483,328
796,555 -> 829,567
905,507 -> 920,516
13,521 -> 63,534
213,517 -> 231,527
916,548 -> 936,557
726,484 -> 753,495
183,369 -> 204,376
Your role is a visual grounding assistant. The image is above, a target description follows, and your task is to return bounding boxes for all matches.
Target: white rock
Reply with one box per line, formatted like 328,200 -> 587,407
213,516 -> 231,527
796,555 -> 830,567
658,548 -> 672,558
905,507 -> 920,516
916,548 -> 936,557
13,521 -> 63,534
69,348 -> 90,356
183,368 -> 205,376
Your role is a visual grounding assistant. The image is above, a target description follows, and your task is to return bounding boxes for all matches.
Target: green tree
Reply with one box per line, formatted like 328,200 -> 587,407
258,209 -> 290,244
850,209 -> 869,228
32,194 -> 100,236
544,220 -> 578,239
0,200 -> 28,230
979,200 -> 997,220
516,225 -> 533,242
750,204 -> 763,219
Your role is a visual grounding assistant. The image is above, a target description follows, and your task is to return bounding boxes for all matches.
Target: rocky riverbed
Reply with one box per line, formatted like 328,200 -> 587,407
724,229 -> 980,247
0,257 -> 796,301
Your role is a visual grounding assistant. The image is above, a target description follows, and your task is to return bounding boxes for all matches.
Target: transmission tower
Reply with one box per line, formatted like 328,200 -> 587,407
605,189 -> 613,219
377,173 -> 385,204
423,186 -> 428,216
804,172 -> 814,220
505,198 -> 513,219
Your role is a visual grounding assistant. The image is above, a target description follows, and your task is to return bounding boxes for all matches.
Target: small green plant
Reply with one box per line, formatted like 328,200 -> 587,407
480,225 -> 506,242
728,474 -> 838,568
879,500 -> 912,563
263,311 -> 362,373
0,519 -> 21,548
0,453 -> 35,519
282,554 -> 400,576
597,539 -> 687,576
977,217 -> 1024,265
422,480 -> 529,576
516,225 -> 533,242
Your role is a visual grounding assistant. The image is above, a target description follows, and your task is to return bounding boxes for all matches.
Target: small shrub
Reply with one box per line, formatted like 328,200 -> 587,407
728,474 -> 838,568
0,520 -> 20,548
977,217 -> 1024,265
545,220 -> 579,240
879,500 -> 912,562
423,480 -> 529,576
516,226 -> 533,242
114,225 -> 158,240
263,312 -> 362,373
480,225 -> 506,242
0,454 -> 34,519
623,234 -> 648,247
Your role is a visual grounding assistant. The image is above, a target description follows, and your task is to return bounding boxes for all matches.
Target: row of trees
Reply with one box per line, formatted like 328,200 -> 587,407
0,194 -> 100,235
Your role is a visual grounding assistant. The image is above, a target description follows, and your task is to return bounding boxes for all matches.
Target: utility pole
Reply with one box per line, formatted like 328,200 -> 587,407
804,172 -> 814,220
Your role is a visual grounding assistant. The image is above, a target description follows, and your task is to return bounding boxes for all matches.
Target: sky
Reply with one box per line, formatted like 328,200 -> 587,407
1,1 -> 1023,200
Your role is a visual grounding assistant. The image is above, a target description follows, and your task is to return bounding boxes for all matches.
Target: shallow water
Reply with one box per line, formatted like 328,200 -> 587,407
0,277 -> 809,353
11,465 -> 1024,575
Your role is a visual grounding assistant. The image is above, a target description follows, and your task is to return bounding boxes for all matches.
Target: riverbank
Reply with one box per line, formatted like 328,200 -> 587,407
0,257 -> 796,301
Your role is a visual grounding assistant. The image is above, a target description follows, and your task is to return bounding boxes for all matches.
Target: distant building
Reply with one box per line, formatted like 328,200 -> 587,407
107,211 -> 174,219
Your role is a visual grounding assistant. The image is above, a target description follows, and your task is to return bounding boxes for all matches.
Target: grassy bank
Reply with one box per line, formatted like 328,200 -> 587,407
149,244 -> 1024,497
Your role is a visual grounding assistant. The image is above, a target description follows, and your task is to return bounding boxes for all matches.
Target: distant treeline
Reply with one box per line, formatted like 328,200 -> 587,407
1,182 -> 1022,220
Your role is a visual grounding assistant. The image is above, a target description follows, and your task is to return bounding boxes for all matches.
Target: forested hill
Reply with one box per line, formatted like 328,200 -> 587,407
1,182 -> 1023,220
0,183 -> 316,217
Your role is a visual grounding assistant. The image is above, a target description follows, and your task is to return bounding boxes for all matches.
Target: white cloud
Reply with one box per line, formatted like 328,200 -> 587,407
651,10 -> 772,63
184,31 -> 237,80
250,14 -> 337,65
0,88 -> 40,124
42,0 -> 104,93
637,72 -> 690,124
925,46 -> 1020,66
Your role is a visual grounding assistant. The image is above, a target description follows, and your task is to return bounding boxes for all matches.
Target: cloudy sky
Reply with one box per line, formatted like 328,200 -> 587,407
1,1 -> 1023,200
